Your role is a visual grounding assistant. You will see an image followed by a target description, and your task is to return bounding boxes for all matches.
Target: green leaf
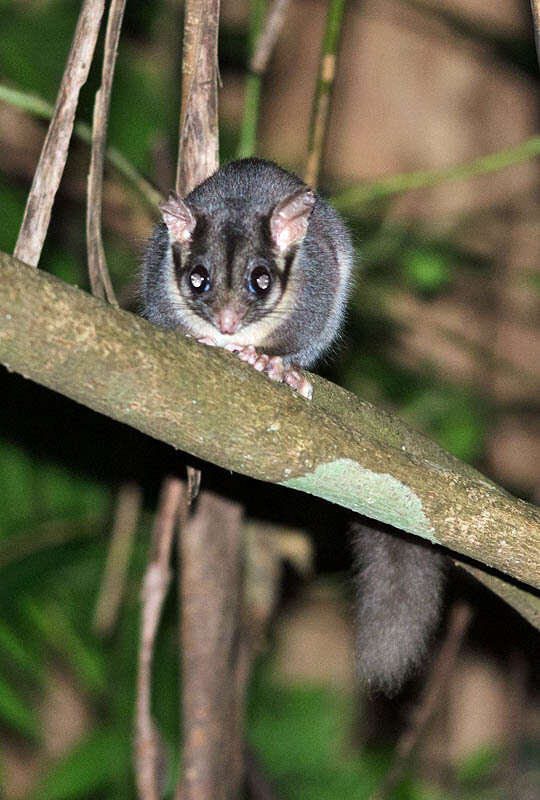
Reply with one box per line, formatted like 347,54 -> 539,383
23,600 -> 106,696
401,387 -> 486,463
0,442 -> 37,534
30,728 -> 131,800
0,671 -> 38,740
0,178 -> 25,253
402,248 -> 452,294
456,745 -> 500,787
0,618 -> 43,683
248,678 -> 388,799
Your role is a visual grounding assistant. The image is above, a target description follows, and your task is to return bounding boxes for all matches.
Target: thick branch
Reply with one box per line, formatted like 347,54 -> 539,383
1,252 -> 539,592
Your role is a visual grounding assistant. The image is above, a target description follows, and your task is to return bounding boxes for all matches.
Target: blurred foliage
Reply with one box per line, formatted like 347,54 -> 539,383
248,671 -> 440,800
0,0 -> 538,798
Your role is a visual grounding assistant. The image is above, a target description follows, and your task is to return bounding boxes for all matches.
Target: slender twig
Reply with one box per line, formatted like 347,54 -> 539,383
86,0 -> 127,304
172,0 -> 214,535
13,0 -> 105,266
93,483 -> 142,637
186,465 -> 201,502
305,0 -> 348,188
369,602 -> 473,800
238,0 -> 292,158
0,85 -> 162,211
250,0 -> 290,74
236,0 -> 267,159
531,1 -> 540,67
135,477 -> 184,800
332,135 -> 540,211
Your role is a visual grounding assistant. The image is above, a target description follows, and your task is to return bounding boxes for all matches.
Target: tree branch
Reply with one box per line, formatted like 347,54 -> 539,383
1,251 -> 539,598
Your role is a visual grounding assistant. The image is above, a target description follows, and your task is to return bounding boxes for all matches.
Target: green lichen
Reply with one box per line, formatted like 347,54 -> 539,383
281,458 -> 439,543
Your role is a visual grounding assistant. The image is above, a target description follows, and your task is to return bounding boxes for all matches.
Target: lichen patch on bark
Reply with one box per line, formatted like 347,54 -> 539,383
282,458 -> 439,543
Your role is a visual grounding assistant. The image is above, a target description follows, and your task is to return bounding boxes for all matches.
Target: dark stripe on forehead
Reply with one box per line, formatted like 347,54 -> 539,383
258,212 -> 274,255
225,225 -> 240,289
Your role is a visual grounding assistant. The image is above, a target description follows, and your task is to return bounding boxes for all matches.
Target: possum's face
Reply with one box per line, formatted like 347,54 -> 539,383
159,188 -> 315,348
173,213 -> 283,341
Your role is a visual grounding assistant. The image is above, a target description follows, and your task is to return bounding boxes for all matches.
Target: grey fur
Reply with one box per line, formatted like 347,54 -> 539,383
141,158 -> 446,695
351,521 -> 446,694
141,158 -> 353,366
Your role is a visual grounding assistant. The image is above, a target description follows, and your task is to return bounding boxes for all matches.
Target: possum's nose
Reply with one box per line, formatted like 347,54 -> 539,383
217,307 -> 241,334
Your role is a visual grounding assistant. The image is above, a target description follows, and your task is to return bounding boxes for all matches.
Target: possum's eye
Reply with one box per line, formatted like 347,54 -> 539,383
248,265 -> 272,297
188,263 -> 210,294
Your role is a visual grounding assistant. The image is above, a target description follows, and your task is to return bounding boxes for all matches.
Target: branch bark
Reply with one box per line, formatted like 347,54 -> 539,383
1,251 -> 539,597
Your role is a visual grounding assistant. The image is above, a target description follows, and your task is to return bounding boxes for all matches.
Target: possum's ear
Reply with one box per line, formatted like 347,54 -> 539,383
270,188 -> 316,254
159,193 -> 196,244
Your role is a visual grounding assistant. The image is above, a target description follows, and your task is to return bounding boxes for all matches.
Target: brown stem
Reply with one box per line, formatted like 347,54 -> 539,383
529,1 -> 540,67
86,0 -> 127,304
14,0 -> 105,267
177,491 -> 245,800
176,0 -> 220,195
135,477 -> 184,800
93,482 -> 142,637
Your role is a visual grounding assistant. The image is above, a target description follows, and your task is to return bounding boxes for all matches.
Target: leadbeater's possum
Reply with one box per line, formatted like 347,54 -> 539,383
141,157 -> 445,693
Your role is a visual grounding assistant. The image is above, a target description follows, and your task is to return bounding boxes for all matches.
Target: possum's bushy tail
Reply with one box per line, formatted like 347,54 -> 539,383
351,521 -> 446,695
